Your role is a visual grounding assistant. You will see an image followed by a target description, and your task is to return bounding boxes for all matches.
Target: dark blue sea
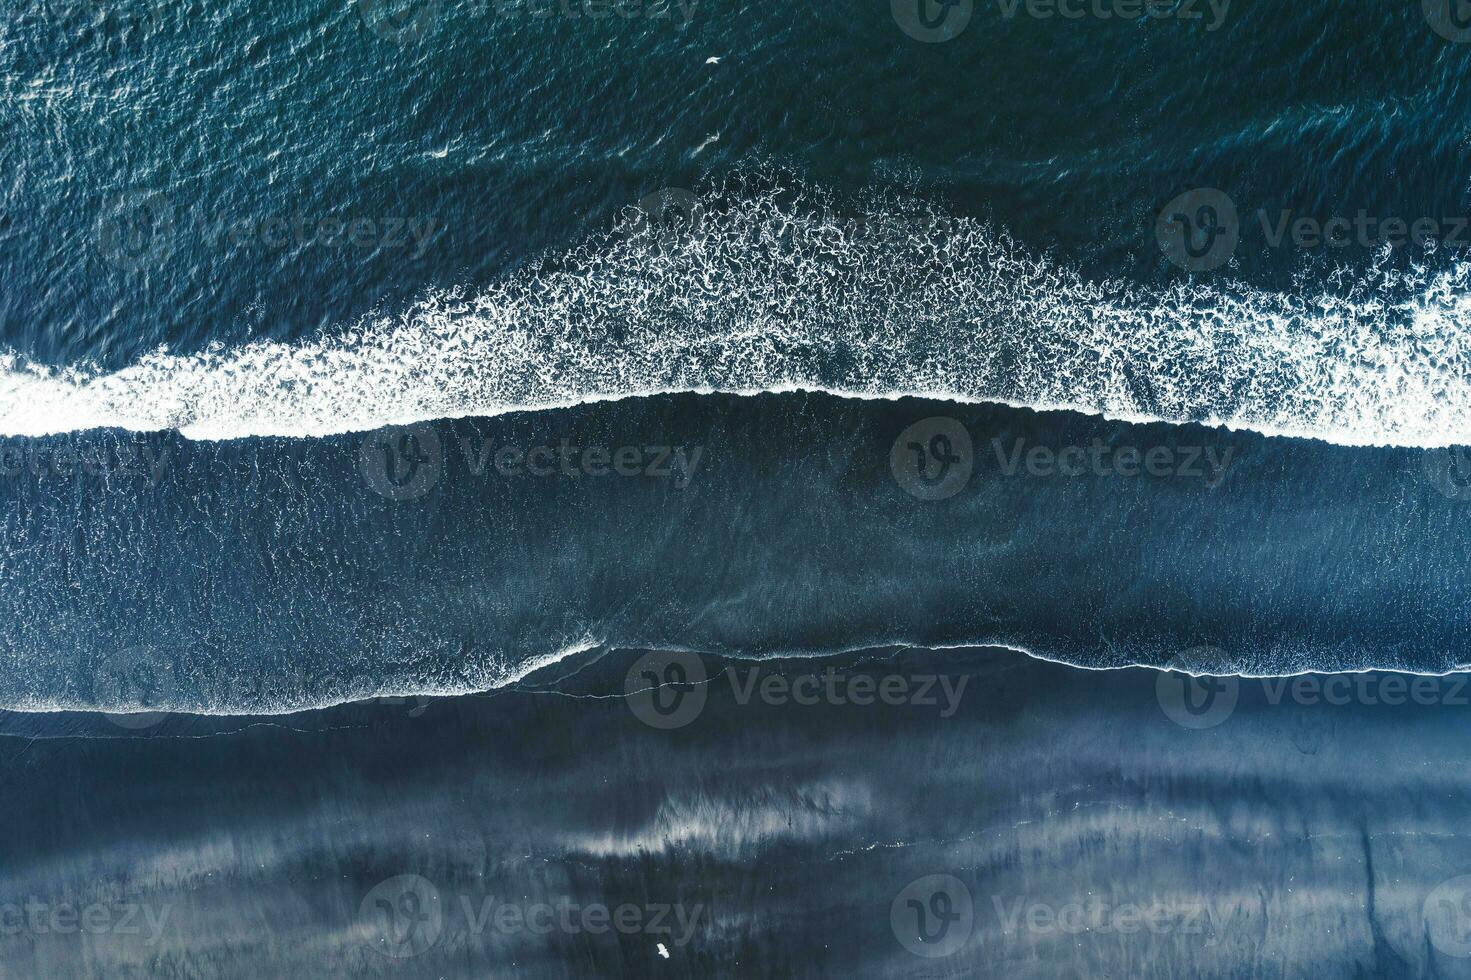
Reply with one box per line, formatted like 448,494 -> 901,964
5,0 -> 1471,975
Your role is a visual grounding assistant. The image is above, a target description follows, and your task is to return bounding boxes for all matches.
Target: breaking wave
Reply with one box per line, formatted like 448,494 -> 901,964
4,179 -> 1471,446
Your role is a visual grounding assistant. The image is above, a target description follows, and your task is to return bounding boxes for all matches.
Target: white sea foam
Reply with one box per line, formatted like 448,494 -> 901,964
5,182 -> 1471,446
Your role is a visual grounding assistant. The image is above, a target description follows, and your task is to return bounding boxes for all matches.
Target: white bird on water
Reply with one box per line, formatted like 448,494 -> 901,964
705,56 -> 721,64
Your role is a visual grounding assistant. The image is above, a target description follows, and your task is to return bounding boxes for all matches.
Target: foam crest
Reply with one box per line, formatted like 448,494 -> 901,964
5,181 -> 1471,446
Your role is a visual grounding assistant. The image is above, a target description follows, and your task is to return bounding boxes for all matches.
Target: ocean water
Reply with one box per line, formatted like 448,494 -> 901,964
5,0 -> 1471,975
7,648 -> 1471,977
3,392 -> 1471,716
